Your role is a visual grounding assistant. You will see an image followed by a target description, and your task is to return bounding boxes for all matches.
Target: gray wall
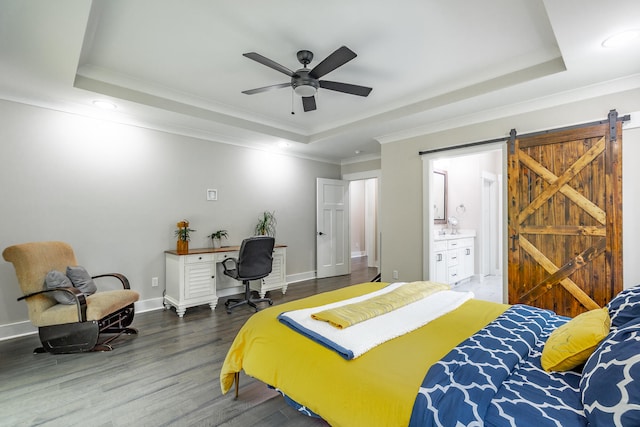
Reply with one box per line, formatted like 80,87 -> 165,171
380,88 -> 640,292
0,100 -> 340,334
341,158 -> 381,176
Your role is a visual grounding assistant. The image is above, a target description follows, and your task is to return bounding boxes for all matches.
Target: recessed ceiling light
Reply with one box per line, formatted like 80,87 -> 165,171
602,30 -> 640,48
355,150 -> 362,154
92,100 -> 118,110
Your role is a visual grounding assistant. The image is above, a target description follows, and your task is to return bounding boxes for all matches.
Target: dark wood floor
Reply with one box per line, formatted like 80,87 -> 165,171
0,258 -> 379,427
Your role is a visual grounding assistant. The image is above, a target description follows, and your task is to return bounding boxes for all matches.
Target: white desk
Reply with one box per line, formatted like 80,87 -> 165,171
164,245 -> 287,317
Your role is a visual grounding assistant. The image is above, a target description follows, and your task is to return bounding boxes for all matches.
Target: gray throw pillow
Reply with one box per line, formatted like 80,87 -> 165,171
44,270 -> 76,304
66,266 -> 97,295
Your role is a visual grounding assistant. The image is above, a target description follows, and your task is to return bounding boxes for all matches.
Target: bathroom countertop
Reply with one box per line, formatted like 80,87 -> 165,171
434,229 -> 476,240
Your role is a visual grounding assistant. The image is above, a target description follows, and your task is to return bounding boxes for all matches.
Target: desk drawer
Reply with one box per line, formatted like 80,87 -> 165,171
184,254 -> 215,264
216,251 -> 239,262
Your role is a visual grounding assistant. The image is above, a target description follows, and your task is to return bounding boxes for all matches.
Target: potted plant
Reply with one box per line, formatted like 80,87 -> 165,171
174,220 -> 195,254
208,229 -> 229,249
254,210 -> 277,237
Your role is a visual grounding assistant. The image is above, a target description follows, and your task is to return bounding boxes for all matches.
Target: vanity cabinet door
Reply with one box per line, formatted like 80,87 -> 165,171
434,250 -> 447,284
461,245 -> 474,282
432,241 -> 448,284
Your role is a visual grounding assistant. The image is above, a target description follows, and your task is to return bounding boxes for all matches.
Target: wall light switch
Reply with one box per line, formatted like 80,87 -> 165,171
152,277 -> 159,287
206,189 -> 218,201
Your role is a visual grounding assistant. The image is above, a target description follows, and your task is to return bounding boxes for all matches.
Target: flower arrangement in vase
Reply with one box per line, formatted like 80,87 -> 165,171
174,220 -> 195,254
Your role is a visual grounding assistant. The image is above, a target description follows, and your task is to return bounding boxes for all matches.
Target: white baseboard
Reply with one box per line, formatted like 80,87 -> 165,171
0,299 -> 166,342
0,271 -> 319,342
135,297 -> 165,313
0,321 -> 36,341
351,251 -> 366,258
286,270 -> 316,284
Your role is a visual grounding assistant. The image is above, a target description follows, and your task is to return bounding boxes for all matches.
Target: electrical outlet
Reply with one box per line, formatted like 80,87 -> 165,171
392,270 -> 399,280
152,277 -> 159,287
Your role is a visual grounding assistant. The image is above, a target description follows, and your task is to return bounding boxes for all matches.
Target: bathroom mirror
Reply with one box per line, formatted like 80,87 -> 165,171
433,169 -> 447,224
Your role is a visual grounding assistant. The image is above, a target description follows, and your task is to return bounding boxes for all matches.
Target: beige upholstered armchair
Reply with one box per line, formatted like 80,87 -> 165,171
2,241 -> 139,353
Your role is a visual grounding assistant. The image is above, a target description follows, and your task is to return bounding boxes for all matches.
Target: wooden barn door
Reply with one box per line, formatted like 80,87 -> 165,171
508,114 -> 623,317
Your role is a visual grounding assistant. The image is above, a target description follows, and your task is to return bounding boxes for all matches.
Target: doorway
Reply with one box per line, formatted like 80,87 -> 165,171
344,171 -> 381,275
316,172 -> 380,280
349,179 -> 379,268
422,144 -> 506,303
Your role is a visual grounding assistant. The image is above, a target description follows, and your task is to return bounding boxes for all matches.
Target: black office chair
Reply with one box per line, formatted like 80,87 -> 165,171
222,236 -> 275,314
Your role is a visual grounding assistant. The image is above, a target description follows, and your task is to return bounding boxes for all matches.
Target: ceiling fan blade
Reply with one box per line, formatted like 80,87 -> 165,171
243,52 -> 296,77
242,82 -> 290,95
319,80 -> 372,97
309,46 -> 357,79
302,96 -> 316,112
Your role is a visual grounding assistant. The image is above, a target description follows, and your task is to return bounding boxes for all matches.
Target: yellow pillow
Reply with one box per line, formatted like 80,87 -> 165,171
541,307 -> 610,372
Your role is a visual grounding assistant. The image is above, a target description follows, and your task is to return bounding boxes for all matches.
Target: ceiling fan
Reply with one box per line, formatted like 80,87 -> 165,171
241,46 -> 372,112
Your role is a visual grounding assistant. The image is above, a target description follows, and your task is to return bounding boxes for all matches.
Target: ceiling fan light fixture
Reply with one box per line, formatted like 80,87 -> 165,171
294,84 -> 317,97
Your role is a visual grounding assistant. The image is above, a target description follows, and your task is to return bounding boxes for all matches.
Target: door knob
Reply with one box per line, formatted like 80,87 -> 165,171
318,231 -> 325,236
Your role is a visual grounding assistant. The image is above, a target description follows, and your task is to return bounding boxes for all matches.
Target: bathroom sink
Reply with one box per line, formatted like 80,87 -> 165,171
434,229 -> 476,240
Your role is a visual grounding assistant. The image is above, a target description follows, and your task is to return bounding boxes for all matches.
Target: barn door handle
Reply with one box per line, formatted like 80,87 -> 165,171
510,234 -> 519,252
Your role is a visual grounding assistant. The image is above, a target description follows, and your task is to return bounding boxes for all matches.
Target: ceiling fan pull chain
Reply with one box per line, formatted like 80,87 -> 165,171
291,88 -> 295,115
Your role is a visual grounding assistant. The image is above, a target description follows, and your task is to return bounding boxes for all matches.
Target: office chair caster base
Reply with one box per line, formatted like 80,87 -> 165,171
225,296 -> 273,314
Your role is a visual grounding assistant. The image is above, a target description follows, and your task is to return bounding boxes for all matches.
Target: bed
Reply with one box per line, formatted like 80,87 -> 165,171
220,281 -> 640,426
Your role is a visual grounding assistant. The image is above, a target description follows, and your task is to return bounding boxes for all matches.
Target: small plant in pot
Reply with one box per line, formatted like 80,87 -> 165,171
254,211 -> 277,237
208,229 -> 229,249
175,220 -> 196,254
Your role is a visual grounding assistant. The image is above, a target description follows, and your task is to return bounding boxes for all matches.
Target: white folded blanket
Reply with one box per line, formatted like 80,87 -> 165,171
278,282 -> 473,360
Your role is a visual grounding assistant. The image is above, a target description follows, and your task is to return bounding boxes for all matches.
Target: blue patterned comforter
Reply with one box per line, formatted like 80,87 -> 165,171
409,305 -> 588,427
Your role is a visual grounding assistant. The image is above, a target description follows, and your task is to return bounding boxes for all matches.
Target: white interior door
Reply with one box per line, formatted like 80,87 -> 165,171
317,178 -> 350,278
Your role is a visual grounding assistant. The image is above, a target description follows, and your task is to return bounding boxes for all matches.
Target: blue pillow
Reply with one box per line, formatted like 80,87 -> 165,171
580,319 -> 640,426
607,284 -> 640,328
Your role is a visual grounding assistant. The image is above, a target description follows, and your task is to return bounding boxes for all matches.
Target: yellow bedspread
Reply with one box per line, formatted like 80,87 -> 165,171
311,281 -> 449,329
220,282 -> 508,427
